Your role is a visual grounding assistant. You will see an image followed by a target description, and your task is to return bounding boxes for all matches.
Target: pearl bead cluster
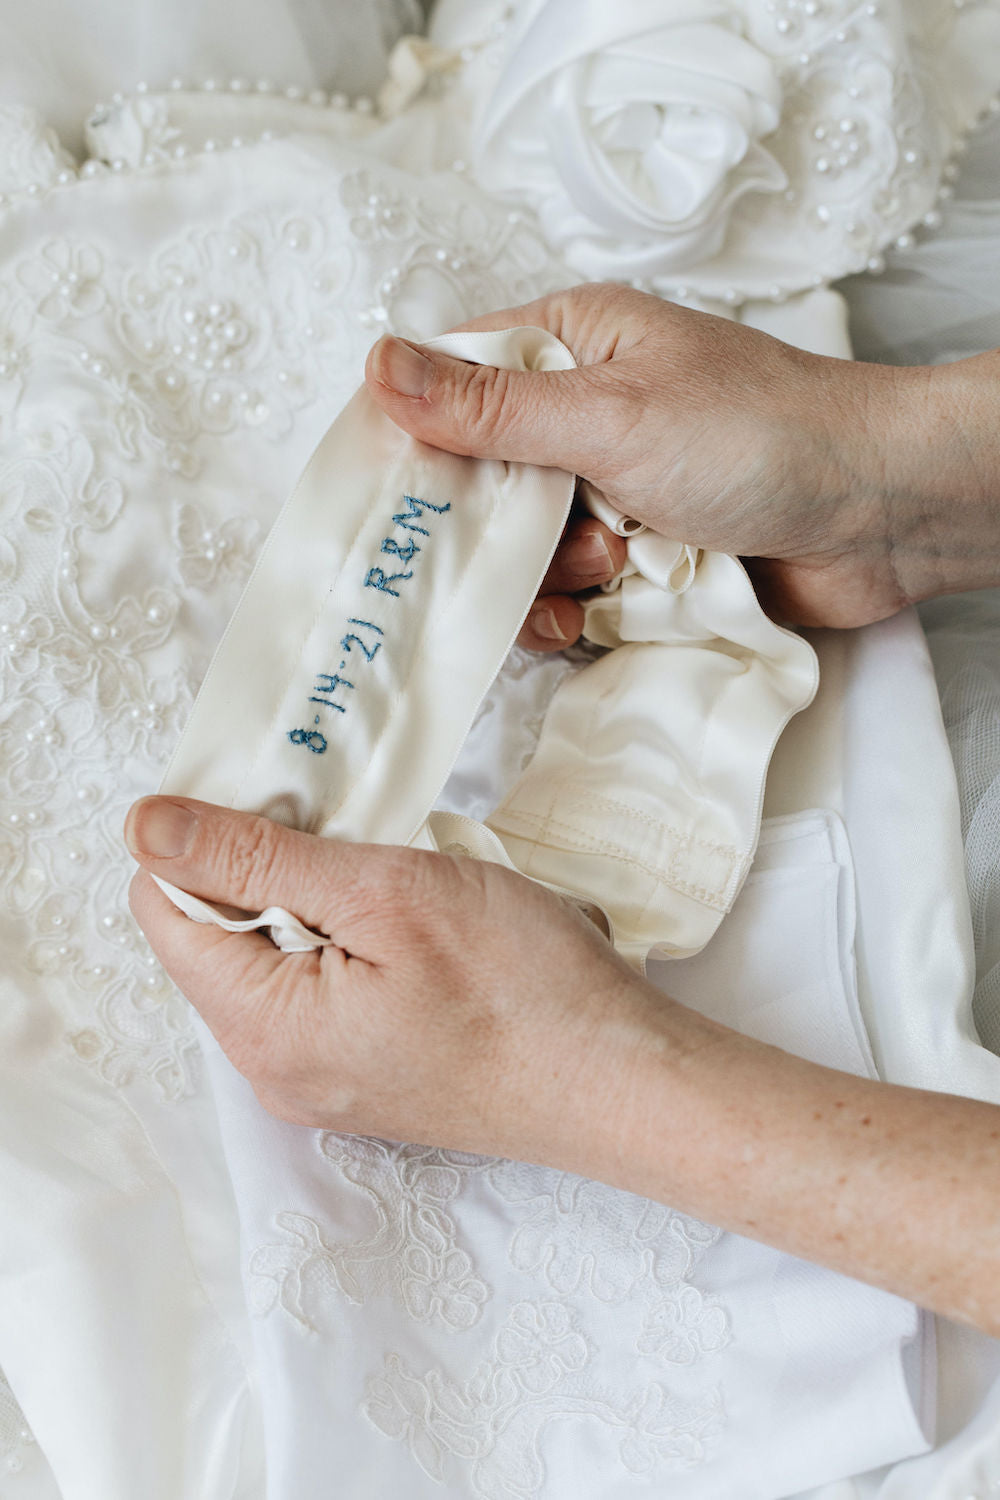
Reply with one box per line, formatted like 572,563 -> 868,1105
651,88 -> 1000,306
811,114 -> 866,178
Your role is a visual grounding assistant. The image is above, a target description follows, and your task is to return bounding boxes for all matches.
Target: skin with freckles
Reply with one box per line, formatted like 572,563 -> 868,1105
364,282 -> 1000,638
126,284 -> 1000,1338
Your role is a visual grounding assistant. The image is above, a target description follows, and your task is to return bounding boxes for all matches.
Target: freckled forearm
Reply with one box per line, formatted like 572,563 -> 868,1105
566,991 -> 1000,1334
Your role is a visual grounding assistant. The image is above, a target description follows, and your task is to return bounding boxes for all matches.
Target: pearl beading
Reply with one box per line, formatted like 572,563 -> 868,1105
0,22 -> 997,310
0,76 -> 379,215
644,87 -> 1000,305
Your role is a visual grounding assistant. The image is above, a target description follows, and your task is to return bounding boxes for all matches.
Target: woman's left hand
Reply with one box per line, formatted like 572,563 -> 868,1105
126,793 -> 1000,1334
125,794 -> 649,1165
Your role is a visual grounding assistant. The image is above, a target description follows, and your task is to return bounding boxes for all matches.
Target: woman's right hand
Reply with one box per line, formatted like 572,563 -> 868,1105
364,283 -> 1000,642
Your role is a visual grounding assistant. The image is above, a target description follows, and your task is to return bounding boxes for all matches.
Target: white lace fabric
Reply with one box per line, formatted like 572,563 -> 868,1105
0,1 -> 999,1495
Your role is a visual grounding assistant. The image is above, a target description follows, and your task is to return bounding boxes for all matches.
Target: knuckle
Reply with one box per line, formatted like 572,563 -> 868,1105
362,846 -> 433,918
217,812 -> 286,905
350,846 -> 464,948
460,364 -> 514,446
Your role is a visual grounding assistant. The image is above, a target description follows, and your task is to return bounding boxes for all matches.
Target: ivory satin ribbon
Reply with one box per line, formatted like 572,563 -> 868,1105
156,327 -> 818,964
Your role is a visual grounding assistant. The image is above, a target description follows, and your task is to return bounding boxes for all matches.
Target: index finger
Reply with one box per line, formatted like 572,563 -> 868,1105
123,795 -> 405,953
445,282 -> 651,365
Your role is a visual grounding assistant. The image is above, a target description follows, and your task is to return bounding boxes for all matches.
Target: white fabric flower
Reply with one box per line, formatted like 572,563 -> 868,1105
476,0 -> 785,278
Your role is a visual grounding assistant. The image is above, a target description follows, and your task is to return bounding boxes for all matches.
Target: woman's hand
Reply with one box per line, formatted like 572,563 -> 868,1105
125,795 -> 650,1163
365,283 -> 1000,637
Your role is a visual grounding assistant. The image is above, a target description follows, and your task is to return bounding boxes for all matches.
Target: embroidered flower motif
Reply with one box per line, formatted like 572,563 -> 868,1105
618,1383 -> 726,1475
366,1300 -> 725,1496
477,2 -> 785,278
0,598 -> 54,681
490,1162 -> 717,1302
18,240 -> 106,320
341,170 -> 419,243
173,501 -> 260,590
636,1285 -> 730,1364
492,1301 -> 589,1394
249,1139 -> 490,1332
116,217 -> 352,442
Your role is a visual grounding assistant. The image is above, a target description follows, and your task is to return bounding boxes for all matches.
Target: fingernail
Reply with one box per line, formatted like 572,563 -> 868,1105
531,605 -> 567,642
126,797 -> 197,859
565,531 -> 613,580
374,336 -> 433,398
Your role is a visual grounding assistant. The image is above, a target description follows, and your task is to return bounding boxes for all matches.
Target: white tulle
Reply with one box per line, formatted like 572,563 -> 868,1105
840,113 -> 1000,367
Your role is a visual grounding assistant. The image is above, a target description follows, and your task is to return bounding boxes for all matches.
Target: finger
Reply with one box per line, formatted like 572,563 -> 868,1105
124,795 -> 395,949
129,867 -> 293,1009
129,870 -> 329,1085
443,289 -> 581,341
516,594 -> 585,652
538,517 -> 626,596
444,282 -> 651,360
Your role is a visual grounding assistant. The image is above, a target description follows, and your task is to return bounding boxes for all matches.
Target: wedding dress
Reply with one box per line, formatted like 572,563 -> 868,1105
1,1 -> 1000,1496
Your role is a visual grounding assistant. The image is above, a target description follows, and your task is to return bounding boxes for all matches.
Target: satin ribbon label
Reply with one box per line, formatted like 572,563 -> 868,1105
159,328 -> 579,849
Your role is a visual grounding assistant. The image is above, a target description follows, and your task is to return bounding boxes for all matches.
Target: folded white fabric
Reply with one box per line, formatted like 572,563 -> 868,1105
158,325 -> 817,964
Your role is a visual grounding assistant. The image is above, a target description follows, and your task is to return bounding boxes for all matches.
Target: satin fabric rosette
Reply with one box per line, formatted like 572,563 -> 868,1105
474,0 -> 786,280
424,0 -> 1000,302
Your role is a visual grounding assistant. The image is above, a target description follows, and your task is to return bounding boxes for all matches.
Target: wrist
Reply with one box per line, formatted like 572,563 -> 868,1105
540,979 -> 729,1194
860,353 -> 1000,606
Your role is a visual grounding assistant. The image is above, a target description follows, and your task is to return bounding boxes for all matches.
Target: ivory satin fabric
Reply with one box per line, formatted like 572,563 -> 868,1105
0,0 -> 999,1496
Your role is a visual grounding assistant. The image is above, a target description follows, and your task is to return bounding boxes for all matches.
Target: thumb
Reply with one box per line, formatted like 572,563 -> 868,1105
124,795 -> 388,951
365,333 -> 618,474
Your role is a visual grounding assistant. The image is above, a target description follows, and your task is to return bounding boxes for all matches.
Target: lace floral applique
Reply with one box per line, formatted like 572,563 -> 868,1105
637,1286 -> 731,1365
337,167 -> 567,341
18,240 -> 106,321
173,501 -> 260,591
491,1162 -> 721,1302
248,1137 -> 490,1332
365,1300 -> 726,1496
489,1161 -> 731,1368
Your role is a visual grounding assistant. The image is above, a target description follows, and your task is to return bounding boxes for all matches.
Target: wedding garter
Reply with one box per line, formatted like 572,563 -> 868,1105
156,327 -> 818,965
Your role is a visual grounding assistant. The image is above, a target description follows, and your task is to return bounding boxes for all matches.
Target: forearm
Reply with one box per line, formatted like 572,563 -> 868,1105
877,349 -> 1000,605
565,988 -> 1000,1334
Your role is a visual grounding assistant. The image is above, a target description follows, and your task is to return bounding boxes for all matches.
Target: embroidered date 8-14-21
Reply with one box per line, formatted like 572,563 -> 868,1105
286,494 -> 451,754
